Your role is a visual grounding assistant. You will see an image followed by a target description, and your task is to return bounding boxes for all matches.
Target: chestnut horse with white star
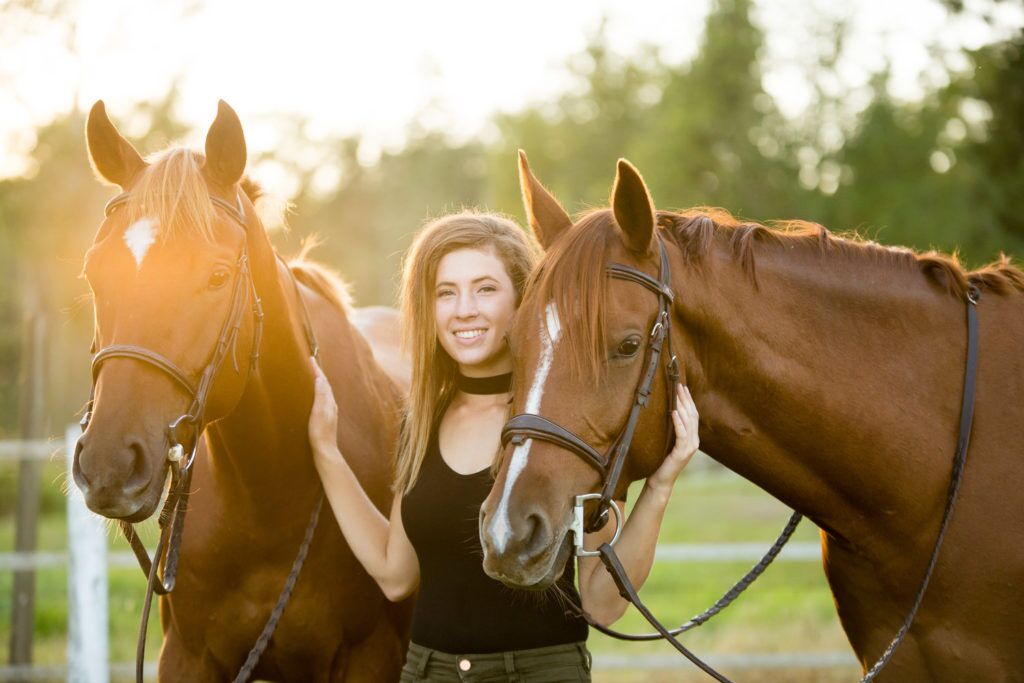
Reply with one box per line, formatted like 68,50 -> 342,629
75,101 -> 411,681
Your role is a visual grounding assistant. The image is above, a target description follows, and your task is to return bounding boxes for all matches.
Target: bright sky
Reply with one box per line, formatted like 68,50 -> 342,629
1,0 -> 1021,196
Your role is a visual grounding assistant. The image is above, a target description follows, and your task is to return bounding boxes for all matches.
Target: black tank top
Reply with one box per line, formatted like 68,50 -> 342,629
401,428 -> 588,653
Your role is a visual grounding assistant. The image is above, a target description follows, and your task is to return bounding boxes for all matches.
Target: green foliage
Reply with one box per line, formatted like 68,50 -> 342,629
0,460 -> 68,516
284,133 -> 489,305
488,21 -> 664,212
631,0 -> 803,218
962,30 -> 1024,242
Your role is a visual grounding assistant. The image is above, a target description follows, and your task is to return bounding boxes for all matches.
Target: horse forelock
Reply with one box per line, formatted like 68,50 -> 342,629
522,210 -> 618,386
126,148 -> 217,243
122,148 -> 284,244
665,208 -> 1024,300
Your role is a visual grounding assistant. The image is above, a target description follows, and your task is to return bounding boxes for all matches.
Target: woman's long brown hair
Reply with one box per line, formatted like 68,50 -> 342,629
395,211 -> 538,495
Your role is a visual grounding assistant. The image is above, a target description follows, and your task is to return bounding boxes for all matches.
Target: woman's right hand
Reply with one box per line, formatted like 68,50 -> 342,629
308,358 -> 340,460
306,356 -> 421,599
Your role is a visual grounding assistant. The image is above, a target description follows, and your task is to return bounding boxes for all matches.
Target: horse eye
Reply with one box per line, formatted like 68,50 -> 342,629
208,270 -> 230,289
617,337 -> 641,357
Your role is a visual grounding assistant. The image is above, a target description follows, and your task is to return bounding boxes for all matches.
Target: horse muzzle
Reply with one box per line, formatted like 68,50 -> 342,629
479,503 -> 574,590
73,432 -> 167,521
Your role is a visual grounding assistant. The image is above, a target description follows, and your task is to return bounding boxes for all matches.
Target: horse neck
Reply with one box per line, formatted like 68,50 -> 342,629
674,238 -> 968,549
206,256 -> 319,509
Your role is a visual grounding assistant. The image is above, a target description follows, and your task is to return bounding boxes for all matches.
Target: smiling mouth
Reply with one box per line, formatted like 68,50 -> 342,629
453,328 -> 487,339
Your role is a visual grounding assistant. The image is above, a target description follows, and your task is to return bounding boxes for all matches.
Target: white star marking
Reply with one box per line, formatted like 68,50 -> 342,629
123,217 -> 157,269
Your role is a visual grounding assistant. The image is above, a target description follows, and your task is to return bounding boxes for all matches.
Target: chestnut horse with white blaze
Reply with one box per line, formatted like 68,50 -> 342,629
74,101 -> 411,681
480,154 -> 1024,681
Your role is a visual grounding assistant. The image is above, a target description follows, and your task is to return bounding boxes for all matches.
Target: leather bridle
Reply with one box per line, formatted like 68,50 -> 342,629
81,190 -> 263,596
83,191 -> 263,466
502,237 -> 679,533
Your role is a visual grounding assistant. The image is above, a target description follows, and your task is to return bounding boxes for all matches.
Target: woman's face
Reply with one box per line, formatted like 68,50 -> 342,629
434,247 -> 517,377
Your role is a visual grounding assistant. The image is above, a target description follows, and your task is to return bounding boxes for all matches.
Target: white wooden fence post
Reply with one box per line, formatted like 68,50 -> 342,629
65,424 -> 109,683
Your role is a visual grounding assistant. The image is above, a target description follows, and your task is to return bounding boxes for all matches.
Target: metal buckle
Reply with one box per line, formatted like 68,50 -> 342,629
967,285 -> 980,305
167,414 -> 200,471
571,493 -> 623,557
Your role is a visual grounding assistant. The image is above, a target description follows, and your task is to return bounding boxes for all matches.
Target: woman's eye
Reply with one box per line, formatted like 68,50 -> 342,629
208,270 -> 230,289
479,285 -> 496,294
617,338 -> 641,357
437,289 -> 454,298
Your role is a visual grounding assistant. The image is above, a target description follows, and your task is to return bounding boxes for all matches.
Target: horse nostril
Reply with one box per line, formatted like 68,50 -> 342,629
72,437 -> 90,489
123,441 -> 152,495
522,512 -> 551,559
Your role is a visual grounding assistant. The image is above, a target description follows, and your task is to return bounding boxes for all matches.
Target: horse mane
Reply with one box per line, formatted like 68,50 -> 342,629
667,207 -> 1024,298
239,176 -> 263,204
525,205 -> 1024,385
287,238 -> 353,313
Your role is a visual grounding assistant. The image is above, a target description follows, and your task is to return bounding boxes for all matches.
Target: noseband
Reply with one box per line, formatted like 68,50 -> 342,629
501,238 -> 679,534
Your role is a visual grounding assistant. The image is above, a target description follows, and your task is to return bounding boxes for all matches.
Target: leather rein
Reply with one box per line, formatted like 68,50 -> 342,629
82,191 -> 324,683
501,236 -> 981,682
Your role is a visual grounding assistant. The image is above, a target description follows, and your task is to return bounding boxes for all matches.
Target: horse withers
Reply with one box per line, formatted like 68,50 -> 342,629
74,100 -> 411,681
479,153 -> 1024,680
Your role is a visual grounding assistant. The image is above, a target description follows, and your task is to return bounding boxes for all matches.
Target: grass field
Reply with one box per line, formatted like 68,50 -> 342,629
1,455 -> 861,681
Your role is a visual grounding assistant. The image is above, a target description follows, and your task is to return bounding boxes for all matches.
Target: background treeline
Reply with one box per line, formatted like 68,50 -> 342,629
1,0 -> 1022,440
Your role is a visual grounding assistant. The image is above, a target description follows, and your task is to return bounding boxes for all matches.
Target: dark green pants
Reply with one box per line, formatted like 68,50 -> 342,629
399,641 -> 592,682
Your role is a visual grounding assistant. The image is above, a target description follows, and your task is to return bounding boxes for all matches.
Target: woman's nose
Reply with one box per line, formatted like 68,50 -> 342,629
456,293 -> 478,318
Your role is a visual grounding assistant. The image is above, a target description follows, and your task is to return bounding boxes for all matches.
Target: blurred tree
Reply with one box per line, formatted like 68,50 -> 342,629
287,132 -> 488,305
824,72 -> 983,254
764,0 -> 1024,266
959,29 -> 1024,244
0,106 -> 99,437
487,21 -> 662,216
632,0 -> 804,219
488,2 -> 807,224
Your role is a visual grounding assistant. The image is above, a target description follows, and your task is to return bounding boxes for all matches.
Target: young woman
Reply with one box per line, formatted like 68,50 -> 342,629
308,212 -> 699,681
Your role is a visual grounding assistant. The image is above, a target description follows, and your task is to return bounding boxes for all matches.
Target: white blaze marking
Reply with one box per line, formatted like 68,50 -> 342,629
123,218 -> 157,269
489,302 -> 561,553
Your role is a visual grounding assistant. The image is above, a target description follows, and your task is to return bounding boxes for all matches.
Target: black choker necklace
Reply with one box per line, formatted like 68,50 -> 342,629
456,372 -> 512,395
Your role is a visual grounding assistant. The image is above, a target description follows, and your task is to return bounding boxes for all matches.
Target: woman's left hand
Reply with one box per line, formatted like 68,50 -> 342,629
645,384 -> 699,495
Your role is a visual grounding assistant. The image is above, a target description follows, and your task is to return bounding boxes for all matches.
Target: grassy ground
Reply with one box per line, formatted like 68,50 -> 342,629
0,456 -> 861,681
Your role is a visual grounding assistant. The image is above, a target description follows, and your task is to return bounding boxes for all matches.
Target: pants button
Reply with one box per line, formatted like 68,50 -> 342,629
458,658 -> 472,672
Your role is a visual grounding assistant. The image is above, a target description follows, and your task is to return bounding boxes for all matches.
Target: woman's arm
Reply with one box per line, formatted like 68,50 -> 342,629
577,383 -> 699,625
308,360 -> 420,601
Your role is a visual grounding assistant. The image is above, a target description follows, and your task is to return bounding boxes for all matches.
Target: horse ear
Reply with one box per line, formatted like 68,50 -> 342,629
611,159 -> 656,256
518,150 -> 572,250
86,100 -> 146,188
203,100 -> 247,188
